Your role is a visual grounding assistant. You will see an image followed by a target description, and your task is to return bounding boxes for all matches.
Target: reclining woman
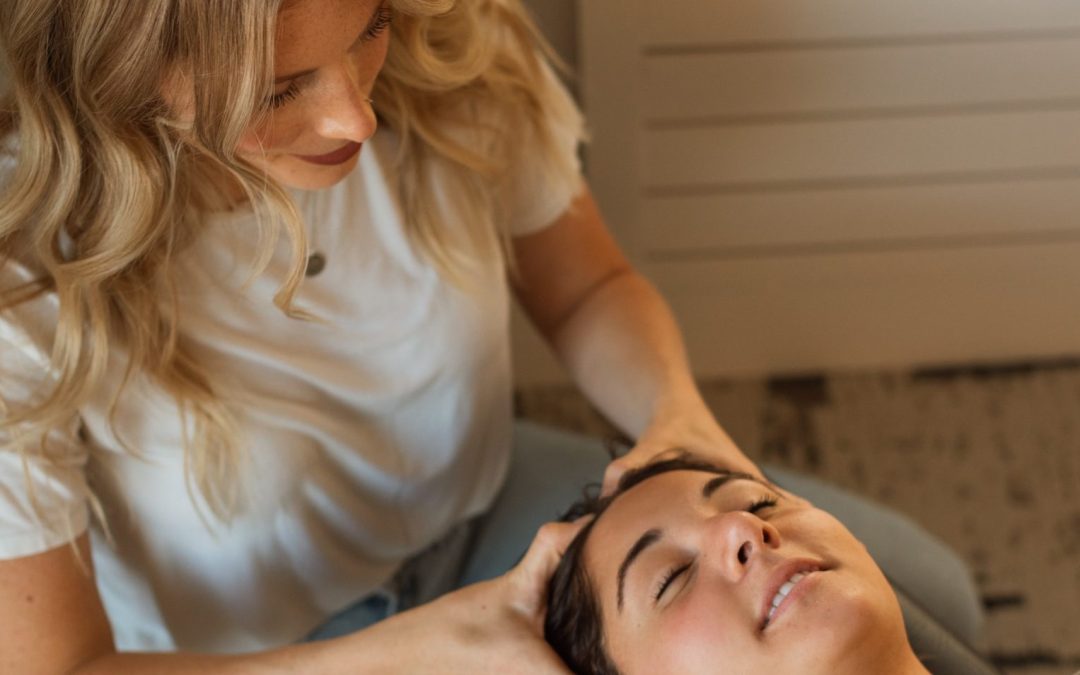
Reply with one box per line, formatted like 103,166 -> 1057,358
544,455 -> 996,675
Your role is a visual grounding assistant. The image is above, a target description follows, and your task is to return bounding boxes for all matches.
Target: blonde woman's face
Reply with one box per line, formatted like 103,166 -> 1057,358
238,0 -> 392,190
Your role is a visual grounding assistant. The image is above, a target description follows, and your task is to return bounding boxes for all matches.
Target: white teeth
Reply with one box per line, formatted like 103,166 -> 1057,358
765,571 -> 809,623
776,581 -> 795,602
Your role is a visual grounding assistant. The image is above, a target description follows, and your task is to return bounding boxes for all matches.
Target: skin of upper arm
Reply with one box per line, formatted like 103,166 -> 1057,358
510,184 -> 635,339
0,533 -> 115,674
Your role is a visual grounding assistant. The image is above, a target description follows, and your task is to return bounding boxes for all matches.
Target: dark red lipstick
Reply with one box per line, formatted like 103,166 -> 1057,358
295,141 -> 362,166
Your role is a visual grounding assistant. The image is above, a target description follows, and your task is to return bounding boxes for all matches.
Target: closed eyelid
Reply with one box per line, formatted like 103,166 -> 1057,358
700,473 -> 779,501
617,529 -> 661,612
653,560 -> 694,605
702,477 -> 784,512
361,5 -> 393,40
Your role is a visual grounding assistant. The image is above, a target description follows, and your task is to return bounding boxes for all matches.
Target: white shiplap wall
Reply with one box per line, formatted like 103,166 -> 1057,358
510,0 -> 1080,384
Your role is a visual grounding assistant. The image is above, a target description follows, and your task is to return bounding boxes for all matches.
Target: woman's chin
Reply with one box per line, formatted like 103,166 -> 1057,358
785,580 -> 907,674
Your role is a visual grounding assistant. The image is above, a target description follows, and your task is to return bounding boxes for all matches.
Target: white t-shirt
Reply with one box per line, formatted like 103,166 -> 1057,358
0,77 -> 583,652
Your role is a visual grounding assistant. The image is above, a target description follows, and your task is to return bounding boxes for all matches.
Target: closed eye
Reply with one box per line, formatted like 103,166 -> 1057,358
267,83 -> 302,109
363,5 -> 393,41
748,495 -> 779,514
654,562 -> 692,603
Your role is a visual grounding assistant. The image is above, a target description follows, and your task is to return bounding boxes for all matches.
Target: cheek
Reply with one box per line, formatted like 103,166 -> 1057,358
238,116 -> 305,155
371,37 -> 391,76
644,593 -> 757,675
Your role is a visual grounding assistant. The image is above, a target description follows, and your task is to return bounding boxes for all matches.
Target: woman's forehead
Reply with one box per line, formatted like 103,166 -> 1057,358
271,0 -> 378,76
586,472 -> 721,552
275,0 -> 375,45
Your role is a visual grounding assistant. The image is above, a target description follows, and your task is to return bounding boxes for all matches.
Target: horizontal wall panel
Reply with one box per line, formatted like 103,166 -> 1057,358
644,40 -> 1080,122
643,110 -> 1080,190
643,0 -> 1080,48
643,240 -> 1080,378
640,177 -> 1080,255
567,0 -> 1080,382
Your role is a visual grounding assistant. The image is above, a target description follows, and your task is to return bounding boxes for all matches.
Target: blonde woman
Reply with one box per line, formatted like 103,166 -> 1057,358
0,0 -> 756,671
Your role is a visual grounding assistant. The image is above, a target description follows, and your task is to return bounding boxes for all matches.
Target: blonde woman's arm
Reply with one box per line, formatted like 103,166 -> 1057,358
511,185 -> 761,490
1,535 -> 330,674
0,526 -> 579,675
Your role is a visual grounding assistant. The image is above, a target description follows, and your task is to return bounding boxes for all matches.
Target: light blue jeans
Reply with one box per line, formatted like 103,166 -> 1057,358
305,421 -> 991,672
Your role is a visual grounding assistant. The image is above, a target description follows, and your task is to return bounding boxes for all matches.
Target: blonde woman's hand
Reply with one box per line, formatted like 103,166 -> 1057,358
601,409 -> 762,496
348,520 -> 587,674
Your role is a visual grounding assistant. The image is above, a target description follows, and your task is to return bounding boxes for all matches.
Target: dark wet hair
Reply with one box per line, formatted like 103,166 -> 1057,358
544,455 -> 754,675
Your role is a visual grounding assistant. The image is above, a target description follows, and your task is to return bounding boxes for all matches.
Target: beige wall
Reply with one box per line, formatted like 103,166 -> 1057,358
555,0 -> 1080,384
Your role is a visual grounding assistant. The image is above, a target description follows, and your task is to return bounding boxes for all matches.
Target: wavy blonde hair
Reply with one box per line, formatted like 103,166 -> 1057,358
0,0 -> 584,519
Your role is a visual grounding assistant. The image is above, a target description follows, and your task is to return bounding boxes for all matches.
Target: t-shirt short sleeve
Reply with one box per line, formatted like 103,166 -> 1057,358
500,59 -> 587,237
0,274 -> 91,559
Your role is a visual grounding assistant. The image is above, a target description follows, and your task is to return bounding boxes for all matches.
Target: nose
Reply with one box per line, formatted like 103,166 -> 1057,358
309,62 -> 377,142
703,511 -> 782,581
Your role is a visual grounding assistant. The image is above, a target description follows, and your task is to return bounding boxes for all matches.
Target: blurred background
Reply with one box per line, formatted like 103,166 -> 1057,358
1,2 -> 1077,673
517,2 -> 1080,674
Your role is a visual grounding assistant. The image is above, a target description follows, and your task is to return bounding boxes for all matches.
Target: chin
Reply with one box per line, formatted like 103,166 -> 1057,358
789,580 -> 906,675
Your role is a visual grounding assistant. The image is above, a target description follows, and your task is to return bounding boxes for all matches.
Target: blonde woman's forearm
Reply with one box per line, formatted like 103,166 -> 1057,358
550,269 -> 712,438
548,269 -> 759,483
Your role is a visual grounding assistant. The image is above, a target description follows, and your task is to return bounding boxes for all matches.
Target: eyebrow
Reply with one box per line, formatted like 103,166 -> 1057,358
616,529 -> 660,611
274,2 -> 385,83
701,471 -> 759,500
614,471 -> 766,613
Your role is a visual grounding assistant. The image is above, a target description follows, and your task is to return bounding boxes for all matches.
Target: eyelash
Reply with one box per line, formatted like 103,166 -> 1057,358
366,5 -> 394,38
267,85 -> 302,110
653,562 -> 691,602
651,494 -> 780,603
748,496 -> 779,514
266,5 -> 394,110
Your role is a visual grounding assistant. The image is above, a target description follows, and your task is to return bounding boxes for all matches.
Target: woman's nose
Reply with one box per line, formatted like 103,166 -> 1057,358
703,511 -> 782,581
310,64 -> 376,142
